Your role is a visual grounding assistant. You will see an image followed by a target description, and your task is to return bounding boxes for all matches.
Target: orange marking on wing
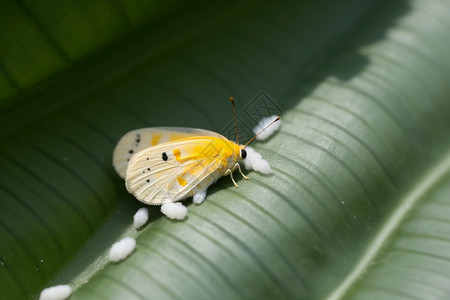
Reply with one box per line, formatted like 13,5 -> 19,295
151,134 -> 161,146
177,176 -> 187,186
173,148 -> 181,161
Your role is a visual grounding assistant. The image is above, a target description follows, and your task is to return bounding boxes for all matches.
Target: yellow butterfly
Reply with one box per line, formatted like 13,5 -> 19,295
113,98 -> 280,206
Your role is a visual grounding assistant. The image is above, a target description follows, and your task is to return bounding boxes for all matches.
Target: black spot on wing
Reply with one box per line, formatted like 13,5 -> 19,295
135,133 -> 141,146
162,152 -> 168,161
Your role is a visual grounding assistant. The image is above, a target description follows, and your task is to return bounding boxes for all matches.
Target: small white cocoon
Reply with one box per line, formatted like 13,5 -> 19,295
109,237 -> 136,262
161,202 -> 188,220
193,189 -> 207,204
253,115 -> 281,141
39,285 -> 72,300
243,147 -> 273,174
133,207 -> 149,229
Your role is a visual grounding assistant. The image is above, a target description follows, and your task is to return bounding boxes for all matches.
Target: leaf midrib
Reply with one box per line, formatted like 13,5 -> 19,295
326,149 -> 450,300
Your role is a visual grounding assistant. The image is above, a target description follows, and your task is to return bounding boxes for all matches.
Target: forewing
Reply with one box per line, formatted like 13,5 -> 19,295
113,127 -> 226,178
125,138 -> 224,205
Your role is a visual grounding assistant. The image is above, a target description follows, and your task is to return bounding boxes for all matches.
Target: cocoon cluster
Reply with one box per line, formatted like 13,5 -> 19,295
161,202 -> 188,220
39,285 -> 72,300
109,237 -> 136,262
253,115 -> 281,141
243,146 -> 273,174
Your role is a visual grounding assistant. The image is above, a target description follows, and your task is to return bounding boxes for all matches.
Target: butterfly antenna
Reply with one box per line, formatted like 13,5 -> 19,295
230,97 -> 239,144
244,116 -> 281,148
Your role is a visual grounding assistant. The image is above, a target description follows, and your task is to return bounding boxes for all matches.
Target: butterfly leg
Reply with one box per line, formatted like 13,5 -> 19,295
235,163 -> 249,180
224,169 -> 239,188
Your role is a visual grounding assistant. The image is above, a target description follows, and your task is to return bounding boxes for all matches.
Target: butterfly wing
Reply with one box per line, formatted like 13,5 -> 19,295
113,127 -> 227,178
125,137 -> 228,205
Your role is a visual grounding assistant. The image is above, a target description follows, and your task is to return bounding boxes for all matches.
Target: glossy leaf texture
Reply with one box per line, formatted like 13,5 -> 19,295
1,0 -> 450,299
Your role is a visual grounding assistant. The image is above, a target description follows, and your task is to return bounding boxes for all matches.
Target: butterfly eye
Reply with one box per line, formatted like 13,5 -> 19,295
240,149 -> 247,159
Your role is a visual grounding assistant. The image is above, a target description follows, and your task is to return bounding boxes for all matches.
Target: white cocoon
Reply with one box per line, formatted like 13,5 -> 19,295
161,202 -> 188,220
133,207 -> 149,229
193,189 -> 207,204
108,237 -> 136,262
243,147 -> 273,174
253,115 -> 281,141
39,285 -> 72,300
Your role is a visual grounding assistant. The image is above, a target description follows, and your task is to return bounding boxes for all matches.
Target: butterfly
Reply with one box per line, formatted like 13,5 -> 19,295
112,98 -> 280,206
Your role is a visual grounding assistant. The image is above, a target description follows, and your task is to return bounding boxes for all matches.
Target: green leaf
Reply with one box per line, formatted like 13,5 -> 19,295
1,0 -> 450,299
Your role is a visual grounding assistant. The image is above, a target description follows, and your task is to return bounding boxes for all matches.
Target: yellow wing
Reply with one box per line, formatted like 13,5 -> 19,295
113,127 -> 226,178
125,137 -> 229,205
